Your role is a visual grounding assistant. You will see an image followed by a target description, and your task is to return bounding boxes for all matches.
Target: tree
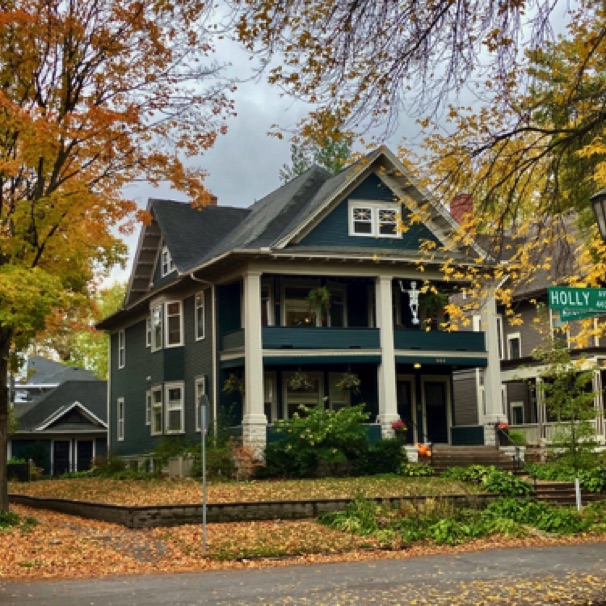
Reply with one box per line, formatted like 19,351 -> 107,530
0,0 -> 233,512
229,0 -> 560,134
537,346 -> 598,471
279,135 -> 352,183
34,281 -> 127,379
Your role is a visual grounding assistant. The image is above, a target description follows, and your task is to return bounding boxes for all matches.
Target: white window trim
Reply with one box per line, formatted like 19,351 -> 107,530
151,304 -> 163,352
549,309 -> 570,348
161,245 -> 175,277
164,301 -> 184,347
195,376 -> 206,432
348,200 -> 401,239
507,332 -> 522,360
117,397 -> 125,442
164,382 -> 185,434
496,315 -> 504,360
145,390 -> 151,426
195,292 -> 205,341
118,330 -> 125,369
283,371 -> 324,418
150,386 -> 163,436
146,316 -> 152,348
510,400 -> 525,425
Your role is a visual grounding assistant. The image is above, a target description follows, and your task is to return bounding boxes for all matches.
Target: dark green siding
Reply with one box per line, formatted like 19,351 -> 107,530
299,174 -> 440,250
109,286 -> 215,458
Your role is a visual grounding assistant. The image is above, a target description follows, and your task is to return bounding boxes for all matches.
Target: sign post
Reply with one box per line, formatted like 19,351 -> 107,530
199,394 -> 209,554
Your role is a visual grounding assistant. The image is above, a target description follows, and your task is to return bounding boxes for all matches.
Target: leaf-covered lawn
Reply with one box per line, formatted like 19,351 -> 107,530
2,503 -> 605,583
8,476 -> 482,506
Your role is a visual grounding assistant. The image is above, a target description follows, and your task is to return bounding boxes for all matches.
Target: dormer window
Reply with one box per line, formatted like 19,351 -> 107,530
161,245 -> 175,276
349,201 -> 400,238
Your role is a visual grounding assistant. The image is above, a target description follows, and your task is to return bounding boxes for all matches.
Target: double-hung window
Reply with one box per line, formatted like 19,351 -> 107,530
165,382 -> 184,433
151,300 -> 183,350
195,292 -> 205,340
161,246 -> 175,276
117,397 -> 125,441
349,201 -> 400,238
151,387 -> 163,435
118,330 -> 126,369
165,301 -> 183,346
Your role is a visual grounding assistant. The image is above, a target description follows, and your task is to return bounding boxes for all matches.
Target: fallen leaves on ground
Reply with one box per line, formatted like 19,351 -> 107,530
2,503 -> 606,585
8,476 -> 482,506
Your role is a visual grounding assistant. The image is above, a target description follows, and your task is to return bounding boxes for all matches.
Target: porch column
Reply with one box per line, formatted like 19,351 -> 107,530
242,270 -> 267,450
376,275 -> 399,437
593,370 -> 605,443
481,286 -> 504,446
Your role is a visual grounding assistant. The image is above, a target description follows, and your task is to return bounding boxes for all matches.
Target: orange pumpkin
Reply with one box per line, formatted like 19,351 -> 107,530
418,444 -> 429,457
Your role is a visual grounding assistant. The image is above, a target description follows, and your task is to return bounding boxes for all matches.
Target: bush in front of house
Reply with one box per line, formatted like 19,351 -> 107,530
258,404 -> 406,478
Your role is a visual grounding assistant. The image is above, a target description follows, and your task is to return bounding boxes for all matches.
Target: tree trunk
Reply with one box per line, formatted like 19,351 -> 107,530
0,329 -> 12,512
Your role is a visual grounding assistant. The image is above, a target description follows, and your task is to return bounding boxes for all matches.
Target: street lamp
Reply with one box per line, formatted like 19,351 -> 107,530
590,189 -> 606,241
199,393 -> 209,554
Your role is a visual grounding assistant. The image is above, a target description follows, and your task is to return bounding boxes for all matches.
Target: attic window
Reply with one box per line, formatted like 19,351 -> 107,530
349,201 -> 400,238
161,246 -> 175,276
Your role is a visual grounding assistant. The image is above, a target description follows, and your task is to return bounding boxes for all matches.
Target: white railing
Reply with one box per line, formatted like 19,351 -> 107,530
511,420 -> 600,445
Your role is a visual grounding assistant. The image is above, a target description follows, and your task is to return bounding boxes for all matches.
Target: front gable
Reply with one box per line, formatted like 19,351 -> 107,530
35,401 -> 107,432
298,173 -> 441,251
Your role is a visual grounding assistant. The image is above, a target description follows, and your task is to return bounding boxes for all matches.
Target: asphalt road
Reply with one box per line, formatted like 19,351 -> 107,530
2,542 -> 606,605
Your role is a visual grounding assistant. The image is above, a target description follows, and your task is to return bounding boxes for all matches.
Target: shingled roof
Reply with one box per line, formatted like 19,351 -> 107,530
14,380 -> 107,433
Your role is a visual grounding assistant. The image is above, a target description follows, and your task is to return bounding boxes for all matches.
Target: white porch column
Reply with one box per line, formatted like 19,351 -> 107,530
242,270 -> 267,450
376,275 -> 399,437
481,286 -> 505,446
593,370 -> 605,443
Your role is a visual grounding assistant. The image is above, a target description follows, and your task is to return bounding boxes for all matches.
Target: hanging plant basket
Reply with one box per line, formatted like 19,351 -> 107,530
335,371 -> 361,393
307,286 -> 331,323
222,373 -> 244,395
287,370 -> 314,391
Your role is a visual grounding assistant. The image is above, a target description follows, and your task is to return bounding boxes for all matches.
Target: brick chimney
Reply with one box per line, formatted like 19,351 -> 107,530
450,192 -> 473,224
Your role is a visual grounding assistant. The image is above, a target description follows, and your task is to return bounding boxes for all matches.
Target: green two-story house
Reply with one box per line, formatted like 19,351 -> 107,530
99,147 -> 501,460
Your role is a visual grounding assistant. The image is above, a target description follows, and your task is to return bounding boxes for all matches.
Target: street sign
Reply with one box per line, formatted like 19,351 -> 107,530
548,286 -> 606,312
560,309 -> 599,322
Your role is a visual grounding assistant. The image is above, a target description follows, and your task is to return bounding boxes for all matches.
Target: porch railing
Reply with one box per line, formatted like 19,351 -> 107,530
510,420 -> 600,445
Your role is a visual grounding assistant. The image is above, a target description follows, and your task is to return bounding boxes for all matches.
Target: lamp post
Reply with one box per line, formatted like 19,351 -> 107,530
591,189 -> 606,241
199,393 -> 209,554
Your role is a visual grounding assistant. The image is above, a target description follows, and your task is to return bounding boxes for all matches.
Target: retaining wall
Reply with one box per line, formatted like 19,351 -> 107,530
8,493 -> 497,529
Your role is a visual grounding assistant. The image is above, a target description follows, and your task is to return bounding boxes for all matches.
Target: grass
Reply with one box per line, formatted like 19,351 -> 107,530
8,475 -> 483,506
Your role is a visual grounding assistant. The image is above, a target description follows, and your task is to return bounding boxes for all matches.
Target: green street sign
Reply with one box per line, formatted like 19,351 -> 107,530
560,309 -> 599,321
548,286 -> 606,313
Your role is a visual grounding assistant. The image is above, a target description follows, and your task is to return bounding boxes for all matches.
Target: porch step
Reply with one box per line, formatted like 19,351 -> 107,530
430,446 -> 519,472
530,481 -> 605,506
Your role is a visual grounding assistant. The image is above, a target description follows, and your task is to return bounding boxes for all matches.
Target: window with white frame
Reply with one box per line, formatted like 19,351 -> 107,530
195,292 -> 205,340
264,375 -> 275,423
151,304 -> 163,351
261,280 -> 274,326
117,397 -> 125,441
151,386 -> 163,435
165,383 -> 184,433
146,316 -> 152,348
145,391 -> 151,426
328,372 -> 351,411
195,376 -> 206,432
118,330 -> 125,369
507,333 -> 522,360
510,401 -> 525,425
165,301 -> 183,346
349,201 -> 400,238
161,245 -> 175,276
284,371 -> 323,418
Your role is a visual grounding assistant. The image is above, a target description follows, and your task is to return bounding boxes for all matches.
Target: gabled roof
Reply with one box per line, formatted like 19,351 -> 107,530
14,380 -> 107,433
107,146 -> 490,323
22,356 -> 99,385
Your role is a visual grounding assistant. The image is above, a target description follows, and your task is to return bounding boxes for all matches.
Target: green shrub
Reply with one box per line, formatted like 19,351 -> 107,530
480,469 -> 532,497
262,404 -> 371,478
354,439 -> 407,476
400,463 -> 434,477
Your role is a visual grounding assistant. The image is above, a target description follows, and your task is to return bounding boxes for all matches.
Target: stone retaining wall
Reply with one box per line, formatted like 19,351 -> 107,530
9,493 -> 497,529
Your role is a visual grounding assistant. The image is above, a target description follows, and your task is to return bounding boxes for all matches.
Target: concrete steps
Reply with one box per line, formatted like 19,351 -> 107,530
430,445 -> 520,472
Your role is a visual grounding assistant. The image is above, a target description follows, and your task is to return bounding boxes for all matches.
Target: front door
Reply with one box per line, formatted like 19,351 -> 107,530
53,440 -> 70,476
76,440 -> 94,472
424,380 -> 449,443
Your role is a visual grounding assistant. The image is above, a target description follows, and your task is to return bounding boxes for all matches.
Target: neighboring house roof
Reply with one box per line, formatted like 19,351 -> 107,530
14,380 -> 107,434
23,355 -> 99,385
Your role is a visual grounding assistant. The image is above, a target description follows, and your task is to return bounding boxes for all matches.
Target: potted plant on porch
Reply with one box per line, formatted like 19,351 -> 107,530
391,419 -> 407,444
